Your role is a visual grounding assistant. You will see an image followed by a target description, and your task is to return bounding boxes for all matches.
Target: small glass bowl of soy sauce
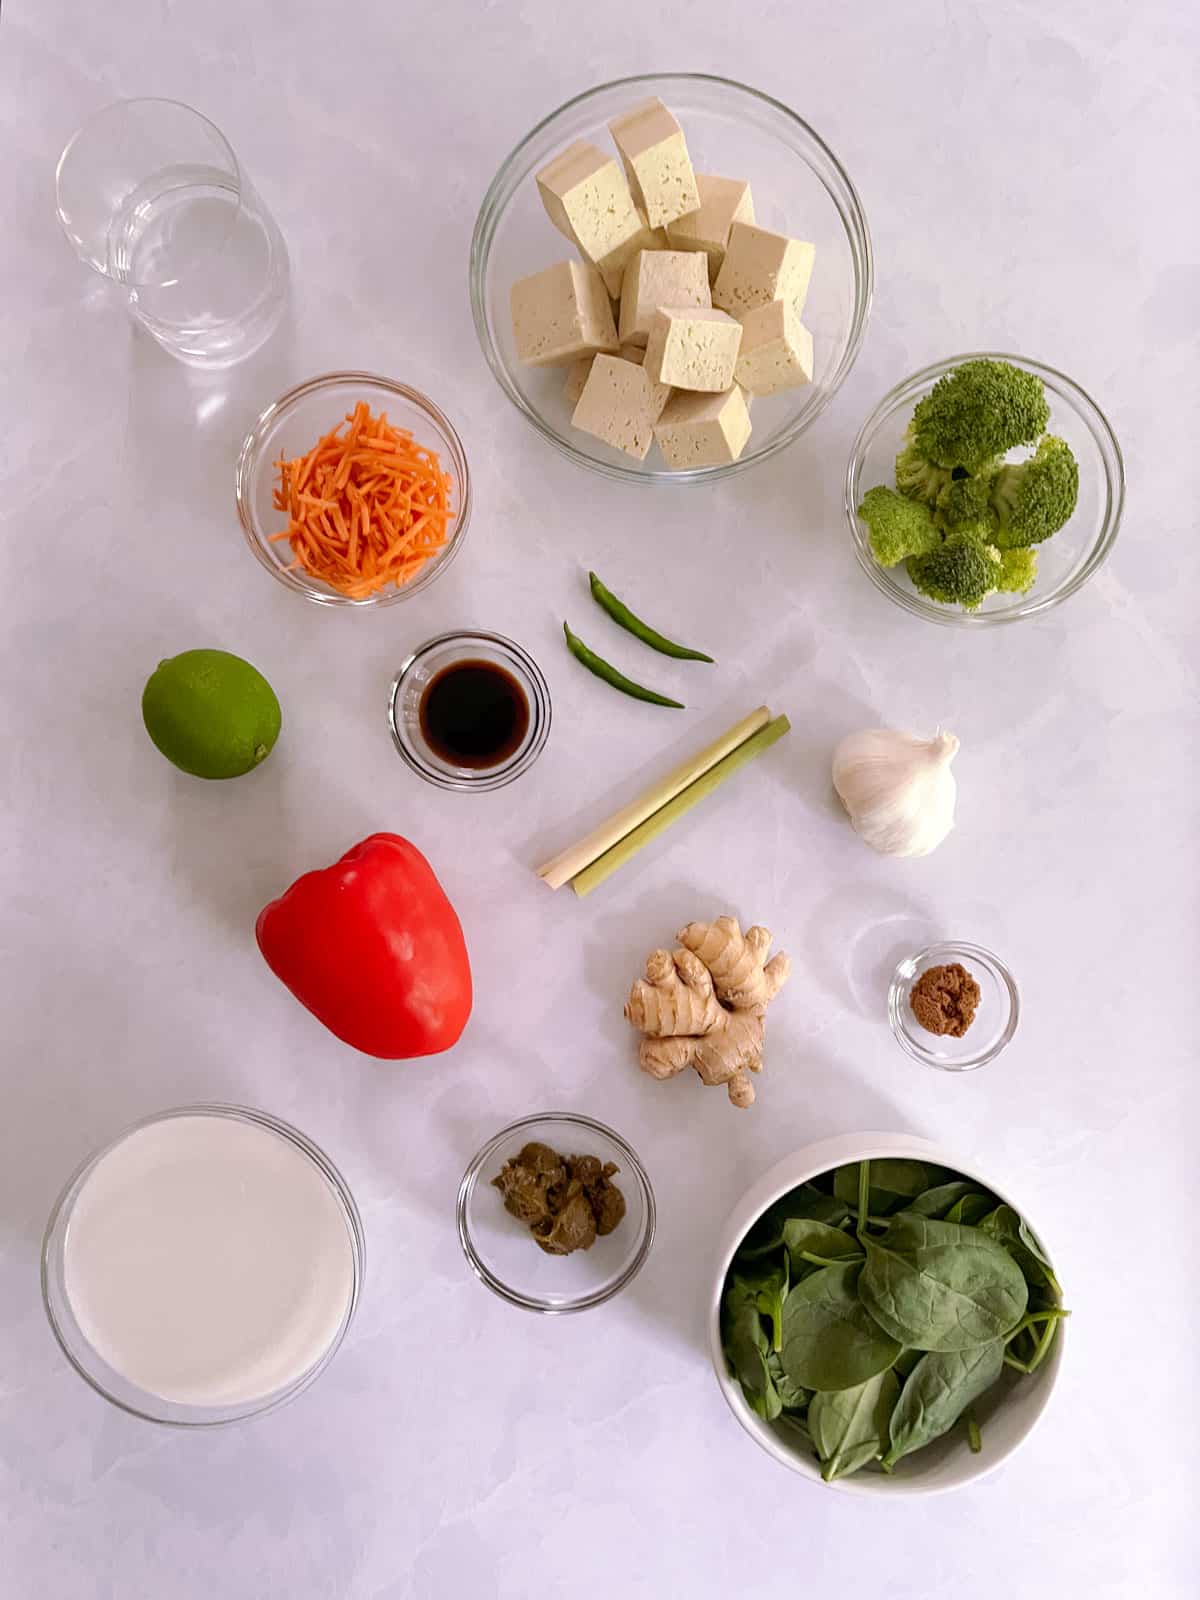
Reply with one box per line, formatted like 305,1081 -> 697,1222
389,630 -> 552,791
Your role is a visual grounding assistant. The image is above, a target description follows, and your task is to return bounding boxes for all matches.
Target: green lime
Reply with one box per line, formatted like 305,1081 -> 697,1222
142,649 -> 281,780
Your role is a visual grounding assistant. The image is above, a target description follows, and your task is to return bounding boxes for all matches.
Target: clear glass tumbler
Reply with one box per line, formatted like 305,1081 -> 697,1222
55,98 -> 289,368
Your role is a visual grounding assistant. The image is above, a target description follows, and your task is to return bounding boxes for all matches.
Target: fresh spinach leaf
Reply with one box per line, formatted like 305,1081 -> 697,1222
724,1303 -> 783,1420
766,1350 -> 811,1412
734,1196 -> 795,1260
725,1255 -> 789,1352
783,1218 -> 864,1279
778,1413 -> 812,1447
797,1194 -> 854,1228
860,1215 -> 1028,1352
1018,1216 -> 1053,1265
780,1262 -> 902,1391
893,1347 -> 923,1379
882,1339 -> 1006,1469
942,1192 -> 996,1226
908,1181 -> 976,1219
809,1369 -> 900,1482
979,1205 -> 1062,1301
833,1159 -> 938,1215
737,1185 -> 852,1262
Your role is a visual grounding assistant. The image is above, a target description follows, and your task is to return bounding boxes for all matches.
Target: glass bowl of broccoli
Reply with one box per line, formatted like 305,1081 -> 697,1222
845,354 -> 1124,625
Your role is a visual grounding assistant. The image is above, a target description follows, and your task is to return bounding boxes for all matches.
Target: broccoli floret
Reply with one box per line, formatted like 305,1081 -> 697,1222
906,537 -> 1001,610
995,547 -> 1039,595
989,435 -> 1079,548
857,485 -> 941,568
935,472 -> 1000,540
895,428 -> 952,506
911,360 -> 1050,471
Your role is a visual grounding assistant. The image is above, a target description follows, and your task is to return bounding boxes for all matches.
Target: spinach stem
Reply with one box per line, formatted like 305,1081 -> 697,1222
799,1249 -> 865,1269
856,1160 -> 871,1242
1005,1307 -> 1068,1346
1024,1313 -> 1062,1375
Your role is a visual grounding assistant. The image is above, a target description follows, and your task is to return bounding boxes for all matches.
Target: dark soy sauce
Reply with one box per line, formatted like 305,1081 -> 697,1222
419,659 -> 530,769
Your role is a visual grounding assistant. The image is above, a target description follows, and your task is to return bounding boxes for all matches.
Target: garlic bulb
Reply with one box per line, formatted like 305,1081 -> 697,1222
832,728 -> 959,857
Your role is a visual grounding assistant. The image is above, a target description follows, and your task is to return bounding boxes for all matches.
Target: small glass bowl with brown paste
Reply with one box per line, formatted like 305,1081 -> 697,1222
457,1114 -> 655,1313
888,941 -> 1019,1072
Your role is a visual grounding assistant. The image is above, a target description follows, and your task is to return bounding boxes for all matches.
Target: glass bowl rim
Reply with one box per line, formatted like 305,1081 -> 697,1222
234,370 -> 472,608
888,940 -> 1020,1072
457,1111 -> 656,1313
469,70 -> 874,486
844,350 -> 1125,627
388,628 -> 553,792
41,1101 -> 365,1428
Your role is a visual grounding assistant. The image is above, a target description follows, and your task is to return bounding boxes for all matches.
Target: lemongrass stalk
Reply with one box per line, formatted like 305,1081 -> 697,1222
570,715 -> 790,898
537,706 -> 770,889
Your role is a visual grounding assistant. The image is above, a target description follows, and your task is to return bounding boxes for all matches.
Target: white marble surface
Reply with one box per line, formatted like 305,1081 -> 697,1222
2,2 -> 1197,1596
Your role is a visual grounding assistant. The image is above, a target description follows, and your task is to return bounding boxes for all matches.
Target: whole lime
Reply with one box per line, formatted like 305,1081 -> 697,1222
142,649 -> 281,779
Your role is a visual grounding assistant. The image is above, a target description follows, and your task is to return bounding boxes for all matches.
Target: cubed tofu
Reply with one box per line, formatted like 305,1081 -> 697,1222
564,356 -> 594,408
619,249 -> 711,346
733,299 -> 814,396
511,260 -> 618,367
643,307 -> 742,393
654,386 -> 753,469
535,140 -> 657,296
571,353 -> 672,460
665,174 -> 755,280
564,343 -> 649,405
596,207 -> 666,299
608,98 -> 701,230
712,222 -> 816,317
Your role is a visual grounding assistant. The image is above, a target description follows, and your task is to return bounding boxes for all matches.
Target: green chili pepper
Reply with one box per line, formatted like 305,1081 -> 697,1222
562,622 -> 684,709
588,572 -> 714,662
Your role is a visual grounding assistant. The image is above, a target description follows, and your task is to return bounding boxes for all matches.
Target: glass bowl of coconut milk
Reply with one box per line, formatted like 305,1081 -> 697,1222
41,1104 -> 364,1425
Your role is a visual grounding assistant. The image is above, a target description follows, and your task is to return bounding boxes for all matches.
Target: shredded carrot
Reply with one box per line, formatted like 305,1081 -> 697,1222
270,402 -> 455,598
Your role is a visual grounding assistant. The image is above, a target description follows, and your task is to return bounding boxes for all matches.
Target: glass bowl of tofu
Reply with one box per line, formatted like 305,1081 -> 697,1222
471,74 -> 872,483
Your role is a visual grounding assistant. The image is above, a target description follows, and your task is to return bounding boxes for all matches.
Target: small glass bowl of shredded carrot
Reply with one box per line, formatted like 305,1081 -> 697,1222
236,374 -> 470,607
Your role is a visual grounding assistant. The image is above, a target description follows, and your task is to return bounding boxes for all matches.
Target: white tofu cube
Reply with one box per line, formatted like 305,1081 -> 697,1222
564,343 -> 649,405
597,207 -> 666,300
712,222 -> 816,317
655,386 -> 753,469
608,99 -> 701,230
619,249 -> 711,346
511,260 -> 618,367
643,307 -> 742,392
535,141 -> 657,296
564,356 -> 594,408
665,174 -> 755,280
571,353 -> 671,460
733,300 -> 815,396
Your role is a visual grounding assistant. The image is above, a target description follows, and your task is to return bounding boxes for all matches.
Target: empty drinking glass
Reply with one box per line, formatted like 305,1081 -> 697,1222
55,98 -> 289,368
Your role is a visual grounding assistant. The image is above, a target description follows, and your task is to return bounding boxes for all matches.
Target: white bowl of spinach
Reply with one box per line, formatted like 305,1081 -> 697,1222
709,1133 -> 1066,1493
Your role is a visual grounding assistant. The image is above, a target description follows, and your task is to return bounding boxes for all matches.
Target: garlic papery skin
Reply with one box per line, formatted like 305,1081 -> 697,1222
832,729 -> 960,857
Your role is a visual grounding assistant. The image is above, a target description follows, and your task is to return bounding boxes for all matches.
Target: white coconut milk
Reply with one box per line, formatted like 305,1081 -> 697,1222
62,1112 -> 355,1408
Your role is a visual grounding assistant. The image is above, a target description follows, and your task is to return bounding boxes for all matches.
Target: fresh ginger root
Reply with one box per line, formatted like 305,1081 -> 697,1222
679,917 -> 790,1011
624,917 -> 790,1108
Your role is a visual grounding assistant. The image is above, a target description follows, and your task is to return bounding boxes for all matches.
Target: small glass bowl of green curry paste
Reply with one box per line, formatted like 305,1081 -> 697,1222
457,1113 -> 655,1313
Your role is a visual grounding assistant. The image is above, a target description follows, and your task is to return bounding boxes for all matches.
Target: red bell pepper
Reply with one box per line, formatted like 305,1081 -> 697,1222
256,833 -> 472,1059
